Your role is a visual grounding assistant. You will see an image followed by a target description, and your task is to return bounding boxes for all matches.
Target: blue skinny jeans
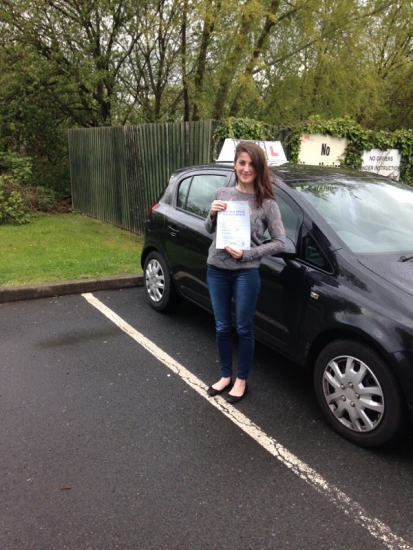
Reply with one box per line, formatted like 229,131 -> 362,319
206,264 -> 261,380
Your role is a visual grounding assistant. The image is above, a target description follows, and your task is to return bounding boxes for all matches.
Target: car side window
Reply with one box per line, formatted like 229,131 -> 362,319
180,174 -> 227,218
264,194 -> 300,245
276,195 -> 300,244
302,231 -> 331,271
177,177 -> 191,209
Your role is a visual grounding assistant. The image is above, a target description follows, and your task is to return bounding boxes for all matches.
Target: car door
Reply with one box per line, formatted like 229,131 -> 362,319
164,170 -> 230,308
254,191 -> 309,359
293,222 -> 341,366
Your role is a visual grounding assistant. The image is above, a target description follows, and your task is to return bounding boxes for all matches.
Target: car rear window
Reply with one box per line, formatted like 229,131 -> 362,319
178,174 -> 227,218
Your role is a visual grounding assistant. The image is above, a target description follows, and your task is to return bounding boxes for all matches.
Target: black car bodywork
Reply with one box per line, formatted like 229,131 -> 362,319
142,162 -> 413,447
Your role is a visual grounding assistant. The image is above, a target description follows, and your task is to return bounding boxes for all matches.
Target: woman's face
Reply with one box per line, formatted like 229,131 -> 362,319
234,152 -> 256,187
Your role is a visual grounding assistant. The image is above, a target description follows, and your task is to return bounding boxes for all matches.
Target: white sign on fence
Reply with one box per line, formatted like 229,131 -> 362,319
298,134 -> 347,166
361,149 -> 401,180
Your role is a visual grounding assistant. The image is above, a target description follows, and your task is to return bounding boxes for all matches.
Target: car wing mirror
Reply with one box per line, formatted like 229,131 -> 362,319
273,236 -> 297,259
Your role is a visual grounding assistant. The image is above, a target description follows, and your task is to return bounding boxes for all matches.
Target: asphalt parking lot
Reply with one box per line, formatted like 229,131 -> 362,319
2,287 -> 413,550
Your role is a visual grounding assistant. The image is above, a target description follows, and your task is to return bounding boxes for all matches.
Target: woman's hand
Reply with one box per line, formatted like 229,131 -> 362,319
224,245 -> 243,260
210,200 -> 227,218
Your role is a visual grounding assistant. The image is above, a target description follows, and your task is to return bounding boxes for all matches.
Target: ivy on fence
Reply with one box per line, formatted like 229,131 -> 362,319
213,117 -> 276,160
213,116 -> 413,185
284,116 -> 413,185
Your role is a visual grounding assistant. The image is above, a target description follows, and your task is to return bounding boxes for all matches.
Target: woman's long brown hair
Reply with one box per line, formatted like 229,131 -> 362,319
234,141 -> 275,207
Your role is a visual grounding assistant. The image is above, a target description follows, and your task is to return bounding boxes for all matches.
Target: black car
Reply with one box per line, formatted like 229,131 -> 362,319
141,162 -> 413,447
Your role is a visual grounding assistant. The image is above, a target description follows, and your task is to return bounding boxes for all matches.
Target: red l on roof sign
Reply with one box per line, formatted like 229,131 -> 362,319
217,139 -> 288,166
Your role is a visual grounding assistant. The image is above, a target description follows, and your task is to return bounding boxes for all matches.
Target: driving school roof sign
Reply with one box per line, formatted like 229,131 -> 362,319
217,139 -> 288,166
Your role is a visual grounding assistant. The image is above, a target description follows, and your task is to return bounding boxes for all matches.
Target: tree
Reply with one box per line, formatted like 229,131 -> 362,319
1,0 -> 413,195
365,2 -> 413,130
0,0 -> 147,126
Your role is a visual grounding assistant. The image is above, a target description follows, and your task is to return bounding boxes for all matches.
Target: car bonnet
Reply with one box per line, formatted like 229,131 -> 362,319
358,257 -> 413,297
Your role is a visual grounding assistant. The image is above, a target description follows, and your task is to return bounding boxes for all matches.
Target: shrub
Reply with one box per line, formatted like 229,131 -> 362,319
0,152 -> 33,186
0,176 -> 31,225
0,176 -> 59,225
7,181 -> 58,212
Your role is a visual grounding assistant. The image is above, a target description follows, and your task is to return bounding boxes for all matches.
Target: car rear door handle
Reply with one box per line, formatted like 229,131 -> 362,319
168,225 -> 179,235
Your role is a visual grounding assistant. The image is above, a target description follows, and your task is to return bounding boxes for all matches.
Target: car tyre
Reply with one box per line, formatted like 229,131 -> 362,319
143,251 -> 181,312
314,340 -> 405,448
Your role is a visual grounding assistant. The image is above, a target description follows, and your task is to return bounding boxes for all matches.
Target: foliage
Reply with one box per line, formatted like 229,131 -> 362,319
8,183 -> 58,213
285,117 -> 413,185
394,130 -> 413,185
0,153 -> 35,224
0,177 -> 30,225
0,45 -> 71,194
1,0 -> 413,196
0,164 -> 58,225
0,152 -> 33,185
213,117 -> 276,159
214,117 -> 274,141
2,0 -> 412,129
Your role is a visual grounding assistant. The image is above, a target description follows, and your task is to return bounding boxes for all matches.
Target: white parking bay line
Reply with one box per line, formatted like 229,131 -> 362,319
83,292 -> 412,550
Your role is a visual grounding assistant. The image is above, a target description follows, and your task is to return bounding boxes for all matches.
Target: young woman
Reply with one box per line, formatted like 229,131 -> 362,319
204,141 -> 285,403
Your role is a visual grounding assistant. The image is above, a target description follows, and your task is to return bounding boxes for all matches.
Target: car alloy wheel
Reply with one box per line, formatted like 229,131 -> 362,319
143,251 -> 181,312
145,258 -> 165,303
314,340 -> 405,447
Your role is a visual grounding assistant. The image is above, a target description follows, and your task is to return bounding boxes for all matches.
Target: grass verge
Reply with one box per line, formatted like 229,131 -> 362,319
0,213 -> 143,287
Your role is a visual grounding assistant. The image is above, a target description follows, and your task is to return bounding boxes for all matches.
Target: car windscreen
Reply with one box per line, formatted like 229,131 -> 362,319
294,178 -> 413,254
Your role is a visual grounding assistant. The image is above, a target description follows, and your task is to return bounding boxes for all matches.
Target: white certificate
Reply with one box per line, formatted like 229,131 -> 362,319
216,201 -> 250,250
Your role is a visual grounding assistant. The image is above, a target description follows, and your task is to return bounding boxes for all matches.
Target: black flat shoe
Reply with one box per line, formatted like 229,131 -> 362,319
225,383 -> 248,404
207,379 -> 233,397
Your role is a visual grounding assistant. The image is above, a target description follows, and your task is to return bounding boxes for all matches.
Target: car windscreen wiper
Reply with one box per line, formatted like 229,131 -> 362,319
398,254 -> 413,262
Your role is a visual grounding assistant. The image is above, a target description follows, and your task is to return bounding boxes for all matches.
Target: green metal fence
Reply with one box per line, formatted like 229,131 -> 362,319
68,121 -> 220,234
68,120 -> 288,234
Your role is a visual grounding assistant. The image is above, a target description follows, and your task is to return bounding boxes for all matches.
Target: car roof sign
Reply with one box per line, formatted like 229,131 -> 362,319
217,138 -> 288,166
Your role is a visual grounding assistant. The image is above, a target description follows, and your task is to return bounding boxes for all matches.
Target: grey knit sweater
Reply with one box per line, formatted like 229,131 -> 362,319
204,187 -> 286,270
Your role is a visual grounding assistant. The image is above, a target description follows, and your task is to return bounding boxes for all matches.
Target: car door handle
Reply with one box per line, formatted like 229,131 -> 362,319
168,225 -> 179,235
